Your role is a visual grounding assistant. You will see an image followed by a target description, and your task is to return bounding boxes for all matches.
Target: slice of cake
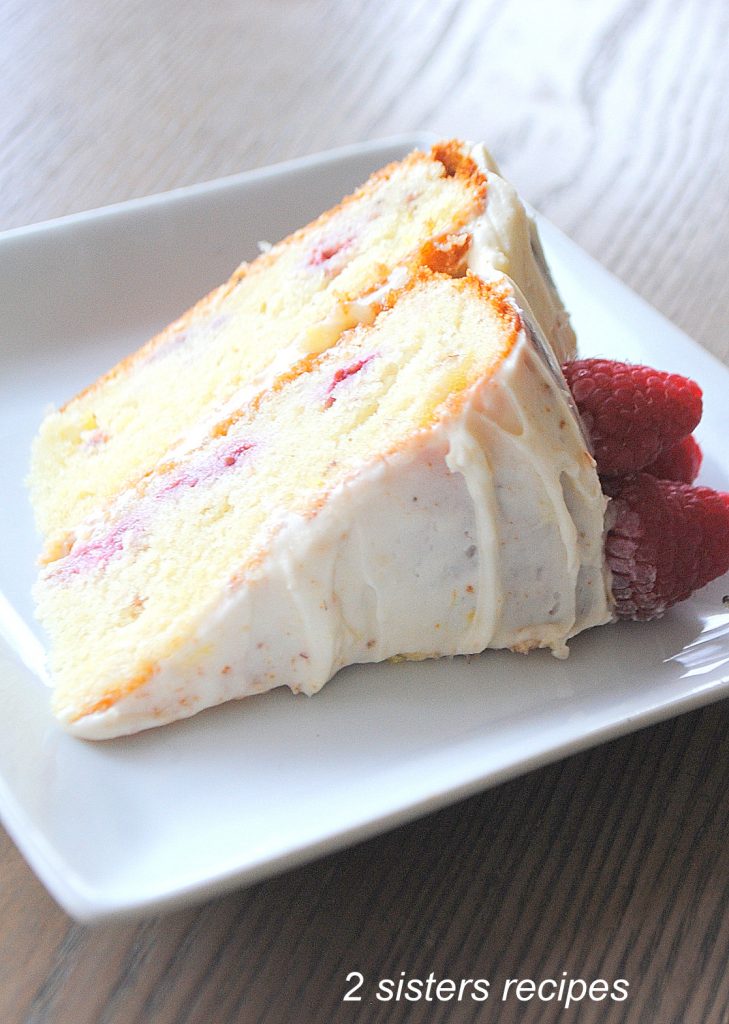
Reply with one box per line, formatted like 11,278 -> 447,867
29,140 -> 576,559
36,269 -> 610,738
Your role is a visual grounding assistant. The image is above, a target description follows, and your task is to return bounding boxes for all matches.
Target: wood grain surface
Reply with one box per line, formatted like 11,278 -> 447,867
2,0 -> 728,1021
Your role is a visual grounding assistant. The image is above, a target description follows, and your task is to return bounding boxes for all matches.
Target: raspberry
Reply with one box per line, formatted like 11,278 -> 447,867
605,473 -> 729,620
562,359 -> 702,476
643,434 -> 702,484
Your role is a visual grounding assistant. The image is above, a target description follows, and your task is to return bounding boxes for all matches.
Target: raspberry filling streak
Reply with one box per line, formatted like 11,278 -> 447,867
324,355 -> 376,408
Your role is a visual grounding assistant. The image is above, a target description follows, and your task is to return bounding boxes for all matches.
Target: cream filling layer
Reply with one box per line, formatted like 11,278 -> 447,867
58,305 -> 612,740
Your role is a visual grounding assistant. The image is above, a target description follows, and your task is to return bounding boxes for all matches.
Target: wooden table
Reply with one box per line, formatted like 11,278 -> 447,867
2,1 -> 728,1021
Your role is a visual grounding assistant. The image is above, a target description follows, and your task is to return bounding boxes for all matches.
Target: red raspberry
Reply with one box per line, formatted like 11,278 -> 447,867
643,434 -> 702,484
605,473 -> 729,620
562,359 -> 702,476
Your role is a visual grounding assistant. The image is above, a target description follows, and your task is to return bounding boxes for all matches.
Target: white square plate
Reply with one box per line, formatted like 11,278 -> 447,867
1,135 -> 728,922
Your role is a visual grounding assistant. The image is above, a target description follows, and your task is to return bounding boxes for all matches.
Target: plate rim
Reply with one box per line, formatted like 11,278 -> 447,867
0,133 -> 437,243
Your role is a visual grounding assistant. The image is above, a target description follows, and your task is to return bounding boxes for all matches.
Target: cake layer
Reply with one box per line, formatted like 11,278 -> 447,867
30,143 -> 483,546
36,271 -> 609,738
29,140 -> 576,554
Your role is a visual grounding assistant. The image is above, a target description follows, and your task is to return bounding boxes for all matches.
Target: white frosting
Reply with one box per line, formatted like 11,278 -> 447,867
60,297 -> 612,739
465,142 -> 576,365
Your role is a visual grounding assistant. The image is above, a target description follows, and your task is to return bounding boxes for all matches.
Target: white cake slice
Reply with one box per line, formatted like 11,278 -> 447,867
30,141 -> 611,739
